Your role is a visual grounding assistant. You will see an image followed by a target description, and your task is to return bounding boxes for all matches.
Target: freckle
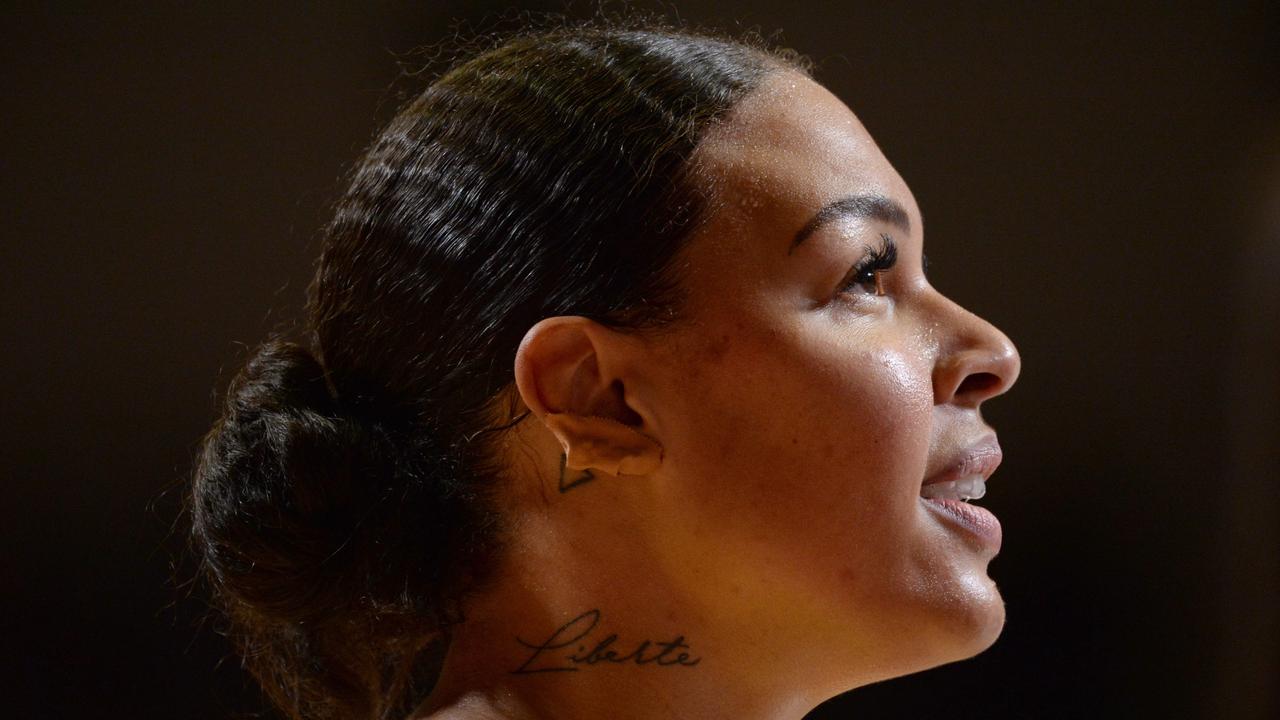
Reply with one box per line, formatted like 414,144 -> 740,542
790,437 -> 798,445
704,333 -> 731,362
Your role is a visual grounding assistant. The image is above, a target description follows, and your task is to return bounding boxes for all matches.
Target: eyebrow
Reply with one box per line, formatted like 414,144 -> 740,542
789,194 -> 912,254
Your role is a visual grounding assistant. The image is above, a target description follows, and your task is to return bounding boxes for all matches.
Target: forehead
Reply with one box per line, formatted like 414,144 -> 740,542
688,71 -> 919,253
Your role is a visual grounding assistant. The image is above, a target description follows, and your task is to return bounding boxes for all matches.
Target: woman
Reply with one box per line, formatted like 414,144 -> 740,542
191,22 -> 1020,720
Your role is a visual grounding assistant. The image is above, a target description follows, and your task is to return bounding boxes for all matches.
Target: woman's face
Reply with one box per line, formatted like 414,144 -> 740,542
635,70 -> 1021,686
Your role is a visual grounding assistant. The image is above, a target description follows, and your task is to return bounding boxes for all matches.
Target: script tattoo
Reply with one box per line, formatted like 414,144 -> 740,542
558,452 -> 595,493
511,609 -> 702,674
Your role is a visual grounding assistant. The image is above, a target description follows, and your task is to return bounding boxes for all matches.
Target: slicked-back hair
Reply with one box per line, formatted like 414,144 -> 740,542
189,22 -> 808,720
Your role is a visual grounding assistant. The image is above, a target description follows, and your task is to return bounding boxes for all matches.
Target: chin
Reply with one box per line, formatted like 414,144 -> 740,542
824,597 -> 1006,696
936,585 -> 1007,663
839,583 -> 1008,688
889,573 -> 1007,675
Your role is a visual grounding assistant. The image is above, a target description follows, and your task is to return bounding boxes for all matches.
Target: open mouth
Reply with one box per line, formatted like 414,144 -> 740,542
919,475 -> 986,502
918,438 -> 1003,550
920,437 -> 1001,503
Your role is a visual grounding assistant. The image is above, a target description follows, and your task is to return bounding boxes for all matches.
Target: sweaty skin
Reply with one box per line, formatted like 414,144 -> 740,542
419,70 -> 1021,720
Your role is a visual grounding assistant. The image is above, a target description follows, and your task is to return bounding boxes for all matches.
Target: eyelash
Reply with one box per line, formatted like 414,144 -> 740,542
837,234 -> 898,297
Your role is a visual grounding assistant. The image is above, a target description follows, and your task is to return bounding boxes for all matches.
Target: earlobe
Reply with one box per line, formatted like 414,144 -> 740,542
543,413 -> 663,477
513,316 -> 664,478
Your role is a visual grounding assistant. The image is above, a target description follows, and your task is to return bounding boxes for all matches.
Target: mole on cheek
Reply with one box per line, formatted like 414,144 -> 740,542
704,333 -> 732,363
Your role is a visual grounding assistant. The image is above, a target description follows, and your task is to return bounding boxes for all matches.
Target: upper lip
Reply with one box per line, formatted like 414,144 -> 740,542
922,436 -> 1003,486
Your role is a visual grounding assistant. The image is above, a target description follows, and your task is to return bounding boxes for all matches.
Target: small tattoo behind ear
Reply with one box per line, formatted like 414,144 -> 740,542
558,452 -> 595,493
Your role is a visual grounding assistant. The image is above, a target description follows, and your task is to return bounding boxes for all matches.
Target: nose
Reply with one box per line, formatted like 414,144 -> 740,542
930,297 -> 1021,408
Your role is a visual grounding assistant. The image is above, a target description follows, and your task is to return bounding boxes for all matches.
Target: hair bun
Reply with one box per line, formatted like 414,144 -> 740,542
226,339 -> 338,421
192,340 -> 406,625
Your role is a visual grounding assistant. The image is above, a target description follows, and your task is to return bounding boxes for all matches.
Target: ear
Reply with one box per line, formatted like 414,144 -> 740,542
513,316 -> 662,477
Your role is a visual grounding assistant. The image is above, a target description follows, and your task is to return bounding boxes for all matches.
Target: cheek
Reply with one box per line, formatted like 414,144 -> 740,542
656,320 -> 934,562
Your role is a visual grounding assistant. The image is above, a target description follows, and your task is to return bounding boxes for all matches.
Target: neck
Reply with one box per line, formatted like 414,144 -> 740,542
417,512 -> 821,720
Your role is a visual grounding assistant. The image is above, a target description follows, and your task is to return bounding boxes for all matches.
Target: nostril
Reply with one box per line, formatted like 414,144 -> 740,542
956,372 -> 1001,399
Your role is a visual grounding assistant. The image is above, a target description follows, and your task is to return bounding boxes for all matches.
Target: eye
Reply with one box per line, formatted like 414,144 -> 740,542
837,234 -> 897,298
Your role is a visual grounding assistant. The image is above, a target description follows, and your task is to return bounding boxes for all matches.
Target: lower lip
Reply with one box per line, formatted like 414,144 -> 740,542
922,497 -> 1003,552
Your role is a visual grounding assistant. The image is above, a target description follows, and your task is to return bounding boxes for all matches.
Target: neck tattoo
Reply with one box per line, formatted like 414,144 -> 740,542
512,609 -> 702,674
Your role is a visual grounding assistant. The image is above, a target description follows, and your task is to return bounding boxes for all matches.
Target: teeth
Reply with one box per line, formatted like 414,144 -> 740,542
921,475 -> 987,501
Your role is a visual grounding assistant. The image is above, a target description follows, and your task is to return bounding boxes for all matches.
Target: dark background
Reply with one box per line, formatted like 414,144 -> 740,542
3,2 -> 1277,718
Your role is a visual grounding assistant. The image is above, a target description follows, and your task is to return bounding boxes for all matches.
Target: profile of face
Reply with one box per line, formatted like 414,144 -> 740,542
647,68 -> 1020,679
503,69 -> 1021,707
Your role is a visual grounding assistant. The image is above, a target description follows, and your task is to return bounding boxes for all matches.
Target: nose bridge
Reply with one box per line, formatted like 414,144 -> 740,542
927,290 -> 1021,406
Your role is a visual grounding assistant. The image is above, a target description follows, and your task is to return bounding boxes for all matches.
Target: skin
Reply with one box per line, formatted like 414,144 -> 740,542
420,69 -> 1021,720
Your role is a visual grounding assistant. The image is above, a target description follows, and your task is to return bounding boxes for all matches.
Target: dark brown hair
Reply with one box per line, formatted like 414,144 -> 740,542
189,21 -> 808,720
